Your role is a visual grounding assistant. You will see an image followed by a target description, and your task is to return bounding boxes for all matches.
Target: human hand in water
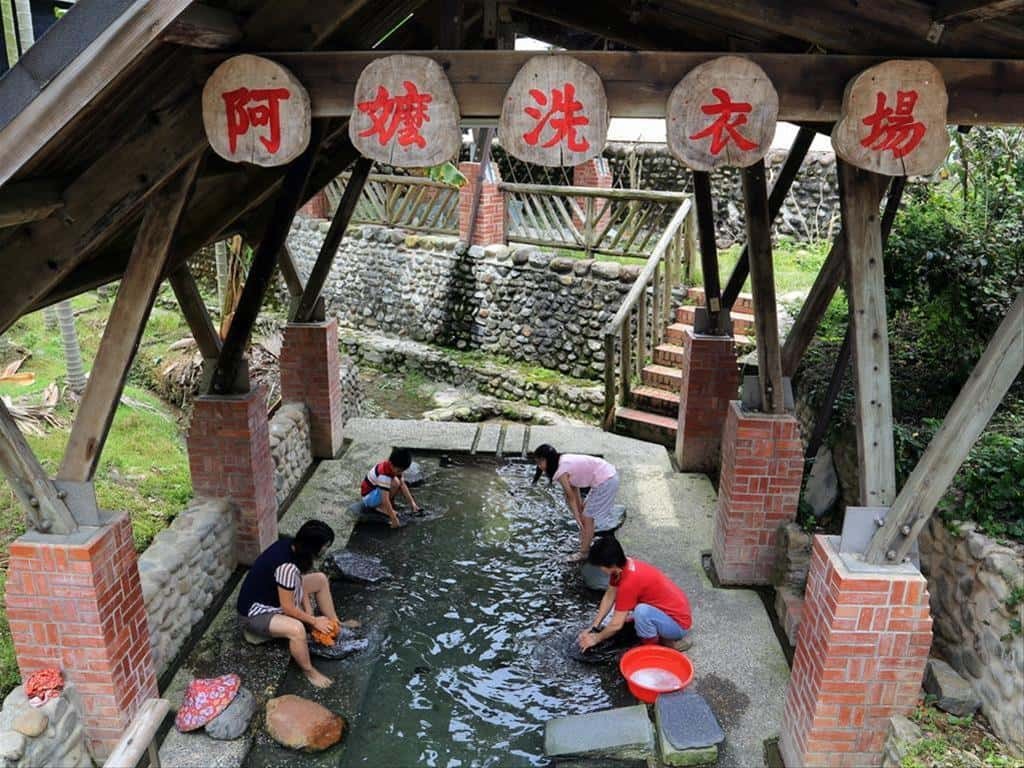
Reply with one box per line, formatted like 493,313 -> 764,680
312,616 -> 334,636
577,631 -> 599,651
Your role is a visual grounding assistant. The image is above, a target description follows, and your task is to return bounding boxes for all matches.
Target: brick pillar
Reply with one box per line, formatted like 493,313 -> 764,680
572,157 -> 613,232
676,328 -> 740,473
298,188 -> 329,219
781,535 -> 932,768
280,320 -> 344,458
5,515 -> 156,758
187,388 -> 277,565
458,161 -> 505,246
712,401 -> 803,584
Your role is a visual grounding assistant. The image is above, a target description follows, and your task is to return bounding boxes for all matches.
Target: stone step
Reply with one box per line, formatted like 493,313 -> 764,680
774,586 -> 805,647
688,285 -> 755,313
666,322 -> 752,348
654,343 -> 687,367
614,407 -> 676,447
676,305 -> 756,336
632,385 -> 680,416
655,690 -> 725,767
545,705 -> 655,761
642,364 -> 683,390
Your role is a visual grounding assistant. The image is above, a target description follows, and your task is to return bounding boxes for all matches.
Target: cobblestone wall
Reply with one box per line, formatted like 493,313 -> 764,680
0,684 -> 91,768
138,500 -> 236,675
286,222 -> 638,381
269,403 -> 313,506
919,517 -> 1024,753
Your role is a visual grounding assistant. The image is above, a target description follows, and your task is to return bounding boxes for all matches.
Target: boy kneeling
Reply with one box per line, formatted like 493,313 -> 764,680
361,448 -> 421,528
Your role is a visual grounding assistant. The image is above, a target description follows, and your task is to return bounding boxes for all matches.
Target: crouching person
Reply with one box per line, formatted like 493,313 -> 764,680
578,536 -> 693,653
237,520 -> 347,689
361,447 -> 421,528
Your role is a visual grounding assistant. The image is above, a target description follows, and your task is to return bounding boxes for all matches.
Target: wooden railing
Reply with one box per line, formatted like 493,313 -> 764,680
602,198 -> 697,429
326,173 -> 461,235
104,698 -> 168,768
499,183 -> 690,260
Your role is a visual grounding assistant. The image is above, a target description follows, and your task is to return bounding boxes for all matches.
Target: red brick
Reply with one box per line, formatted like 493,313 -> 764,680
280,321 -> 344,458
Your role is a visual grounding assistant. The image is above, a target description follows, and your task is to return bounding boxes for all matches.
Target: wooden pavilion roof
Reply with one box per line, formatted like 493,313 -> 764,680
0,0 -> 1021,335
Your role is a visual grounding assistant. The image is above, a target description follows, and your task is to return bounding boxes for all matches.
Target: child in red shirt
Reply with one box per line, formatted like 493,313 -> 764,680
360,448 -> 420,528
578,536 -> 692,652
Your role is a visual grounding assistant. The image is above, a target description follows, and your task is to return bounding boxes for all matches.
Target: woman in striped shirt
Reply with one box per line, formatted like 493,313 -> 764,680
236,520 -> 348,689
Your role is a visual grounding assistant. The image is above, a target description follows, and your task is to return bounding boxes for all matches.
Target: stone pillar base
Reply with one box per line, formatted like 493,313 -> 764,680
188,389 -> 277,564
712,401 -> 803,584
281,320 -> 344,458
5,515 -> 157,759
781,536 -> 932,768
677,329 -> 740,473
458,161 -> 505,246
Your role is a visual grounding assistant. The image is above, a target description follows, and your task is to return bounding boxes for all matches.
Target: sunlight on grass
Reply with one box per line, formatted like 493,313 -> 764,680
689,237 -> 831,298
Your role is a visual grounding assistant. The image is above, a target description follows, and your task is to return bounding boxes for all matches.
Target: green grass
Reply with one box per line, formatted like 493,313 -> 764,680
690,236 -> 831,298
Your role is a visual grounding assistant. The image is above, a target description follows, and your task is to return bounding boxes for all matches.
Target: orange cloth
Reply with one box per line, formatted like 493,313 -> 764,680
25,669 -> 63,706
311,618 -> 341,647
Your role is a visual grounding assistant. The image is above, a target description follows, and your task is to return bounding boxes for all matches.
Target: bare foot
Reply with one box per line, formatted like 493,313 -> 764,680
303,668 -> 333,689
340,619 -> 361,629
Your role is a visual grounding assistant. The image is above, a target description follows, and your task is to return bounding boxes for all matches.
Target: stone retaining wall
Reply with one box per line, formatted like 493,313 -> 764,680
138,500 -> 236,675
0,684 -> 92,768
269,403 -> 313,506
919,517 -> 1024,753
286,222 -> 640,380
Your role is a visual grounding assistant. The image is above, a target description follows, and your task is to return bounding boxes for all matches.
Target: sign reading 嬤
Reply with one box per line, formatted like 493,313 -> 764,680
349,54 -> 462,168
666,56 -> 778,172
832,60 -> 949,177
499,55 -> 609,167
202,55 -> 311,167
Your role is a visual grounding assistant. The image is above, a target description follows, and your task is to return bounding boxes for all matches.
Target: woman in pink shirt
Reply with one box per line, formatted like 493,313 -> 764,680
532,444 -> 621,562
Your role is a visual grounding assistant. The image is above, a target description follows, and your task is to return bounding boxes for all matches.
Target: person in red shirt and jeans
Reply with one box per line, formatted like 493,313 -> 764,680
578,535 -> 692,652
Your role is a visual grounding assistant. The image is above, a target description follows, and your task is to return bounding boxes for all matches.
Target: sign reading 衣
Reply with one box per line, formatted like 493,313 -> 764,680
666,56 -> 778,172
202,55 -> 311,167
349,55 -> 462,168
832,60 -> 949,177
499,55 -> 609,167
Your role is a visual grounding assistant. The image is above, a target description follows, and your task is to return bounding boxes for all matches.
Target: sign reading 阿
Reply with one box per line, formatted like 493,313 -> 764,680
349,54 -> 462,168
667,56 -> 778,172
202,55 -> 311,167
499,55 -> 608,167
832,60 -> 949,177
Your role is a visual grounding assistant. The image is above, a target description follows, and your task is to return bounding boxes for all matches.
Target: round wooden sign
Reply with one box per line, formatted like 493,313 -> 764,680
202,54 -> 311,167
666,56 -> 778,172
499,55 -> 608,168
831,60 -> 949,177
349,54 -> 462,168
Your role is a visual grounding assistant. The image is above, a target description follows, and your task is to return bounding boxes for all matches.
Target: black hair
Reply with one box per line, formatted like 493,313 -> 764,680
588,535 -> 627,568
292,519 -> 335,572
531,443 -> 560,485
390,447 -> 413,470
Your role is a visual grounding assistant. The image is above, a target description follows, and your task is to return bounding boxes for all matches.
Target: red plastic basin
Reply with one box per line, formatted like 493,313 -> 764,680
618,646 -> 694,704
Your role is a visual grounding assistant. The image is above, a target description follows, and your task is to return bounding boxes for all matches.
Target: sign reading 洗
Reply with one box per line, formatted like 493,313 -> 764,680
202,55 -> 311,167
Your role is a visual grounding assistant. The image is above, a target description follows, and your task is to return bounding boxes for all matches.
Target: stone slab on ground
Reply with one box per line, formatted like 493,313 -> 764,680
924,658 -> 982,717
475,423 -> 502,453
503,423 -> 527,457
656,690 -> 725,751
325,549 -> 392,584
344,418 -> 478,452
544,705 -> 654,760
160,730 -> 253,768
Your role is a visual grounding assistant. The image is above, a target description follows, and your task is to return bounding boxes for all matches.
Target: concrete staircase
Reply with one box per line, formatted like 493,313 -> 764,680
614,287 -> 754,447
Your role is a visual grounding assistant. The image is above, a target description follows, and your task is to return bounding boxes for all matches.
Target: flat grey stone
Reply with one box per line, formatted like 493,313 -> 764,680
924,659 -> 981,717
326,549 -> 392,584
0,731 -> 26,761
655,690 -> 724,751
804,447 -> 838,518
581,562 -> 610,591
205,687 -> 255,741
159,729 -> 252,768
544,705 -> 654,760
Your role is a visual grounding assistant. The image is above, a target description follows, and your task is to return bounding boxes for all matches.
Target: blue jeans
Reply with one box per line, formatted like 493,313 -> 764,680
633,603 -> 687,641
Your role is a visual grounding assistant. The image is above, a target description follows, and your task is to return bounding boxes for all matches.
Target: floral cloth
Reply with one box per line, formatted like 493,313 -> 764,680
175,674 -> 241,732
25,669 -> 63,708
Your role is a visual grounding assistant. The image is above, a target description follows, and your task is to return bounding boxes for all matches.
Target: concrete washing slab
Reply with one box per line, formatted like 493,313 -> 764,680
544,705 -> 654,761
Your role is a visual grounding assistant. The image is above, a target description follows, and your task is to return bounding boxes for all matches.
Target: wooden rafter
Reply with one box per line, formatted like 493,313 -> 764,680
161,4 -> 243,50
168,263 -> 223,360
278,244 -> 306,298
0,179 -> 64,228
932,0 -> 1024,24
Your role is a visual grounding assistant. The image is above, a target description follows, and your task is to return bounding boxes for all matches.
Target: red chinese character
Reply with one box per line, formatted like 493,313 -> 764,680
222,87 -> 291,155
522,83 -> 590,151
357,81 -> 433,150
860,90 -> 926,159
688,88 -> 758,155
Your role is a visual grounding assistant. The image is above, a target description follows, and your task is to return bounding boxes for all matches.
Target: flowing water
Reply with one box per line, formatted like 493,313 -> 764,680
250,455 -> 631,768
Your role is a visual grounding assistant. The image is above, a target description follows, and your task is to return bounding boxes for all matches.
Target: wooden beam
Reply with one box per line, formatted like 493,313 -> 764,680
466,128 -> 495,245
59,158 -> 200,483
742,159 -> 785,413
839,160 -> 897,507
0,180 -> 64,228
278,243 -> 306,298
168,263 -> 222,360
933,0 -> 1024,24
257,51 -> 1024,126
0,399 -> 78,534
865,291 -> 1023,564
691,171 -> 723,328
720,126 -> 816,310
293,156 -> 371,322
781,176 -> 904,377
805,325 -> 852,460
161,4 -> 243,50
242,0 -> 376,50
104,699 -> 170,768
209,124 -> 325,394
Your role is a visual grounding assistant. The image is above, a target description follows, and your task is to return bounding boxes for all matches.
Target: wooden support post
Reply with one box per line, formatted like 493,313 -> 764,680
805,325 -> 852,460
741,160 -> 785,413
209,123 -> 324,394
60,158 -> 200,482
839,160 -> 896,507
620,321 -> 632,406
638,287 -> 649,379
691,171 -> 722,327
866,291 -> 1023,564
168,263 -> 222,360
278,244 -> 306,298
293,156 -> 372,322
466,127 -> 495,245
720,126 -> 816,310
603,333 -> 616,429
684,201 -> 698,283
